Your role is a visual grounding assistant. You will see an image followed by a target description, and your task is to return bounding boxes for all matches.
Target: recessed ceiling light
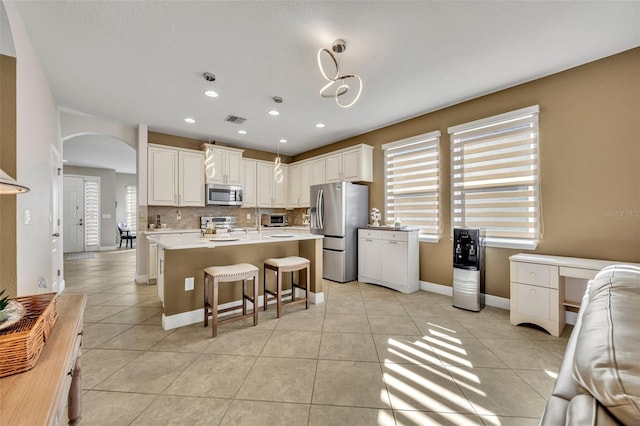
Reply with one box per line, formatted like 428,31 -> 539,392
315,123 -> 326,128
238,130 -> 247,135
268,110 -> 280,116
280,139 -> 287,143
204,90 -> 218,98
184,117 -> 196,124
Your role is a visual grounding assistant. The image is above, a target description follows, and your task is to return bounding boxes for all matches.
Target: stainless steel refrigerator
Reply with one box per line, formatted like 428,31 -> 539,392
310,182 -> 369,283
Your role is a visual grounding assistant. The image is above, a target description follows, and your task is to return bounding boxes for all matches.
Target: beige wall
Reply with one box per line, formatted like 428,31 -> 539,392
294,48 -> 640,298
0,54 -> 17,297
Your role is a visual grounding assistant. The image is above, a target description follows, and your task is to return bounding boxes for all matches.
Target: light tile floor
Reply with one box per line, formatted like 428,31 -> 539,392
65,250 -> 570,426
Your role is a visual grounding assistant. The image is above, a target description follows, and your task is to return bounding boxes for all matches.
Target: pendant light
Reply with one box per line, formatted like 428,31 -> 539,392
0,169 -> 29,194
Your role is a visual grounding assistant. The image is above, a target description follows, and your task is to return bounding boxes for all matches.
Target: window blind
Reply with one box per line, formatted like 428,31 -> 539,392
449,105 -> 540,247
126,185 -> 137,230
84,179 -> 100,249
382,130 -> 441,241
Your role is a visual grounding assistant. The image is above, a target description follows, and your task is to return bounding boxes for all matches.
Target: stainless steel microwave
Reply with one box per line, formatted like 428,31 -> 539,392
261,213 -> 289,227
206,184 -> 243,206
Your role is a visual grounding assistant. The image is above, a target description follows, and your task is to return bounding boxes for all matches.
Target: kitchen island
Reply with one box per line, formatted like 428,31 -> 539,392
148,230 -> 323,330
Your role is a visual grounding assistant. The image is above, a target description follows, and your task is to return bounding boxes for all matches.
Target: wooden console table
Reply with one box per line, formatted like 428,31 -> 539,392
509,254 -> 640,337
0,293 -> 86,425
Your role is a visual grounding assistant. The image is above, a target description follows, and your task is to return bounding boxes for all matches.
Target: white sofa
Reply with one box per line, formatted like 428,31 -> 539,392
540,264 -> 640,425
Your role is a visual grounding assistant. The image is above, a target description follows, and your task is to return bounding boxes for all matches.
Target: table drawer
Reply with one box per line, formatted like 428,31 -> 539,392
359,229 -> 382,239
379,231 -> 408,242
513,283 -> 550,320
514,262 -> 552,287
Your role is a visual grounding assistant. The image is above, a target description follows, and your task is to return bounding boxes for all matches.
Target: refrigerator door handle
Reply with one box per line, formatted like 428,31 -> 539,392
318,189 -> 324,229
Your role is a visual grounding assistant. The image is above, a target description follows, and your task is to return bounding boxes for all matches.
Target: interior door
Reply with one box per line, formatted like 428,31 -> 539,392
63,176 -> 84,253
50,147 -> 62,291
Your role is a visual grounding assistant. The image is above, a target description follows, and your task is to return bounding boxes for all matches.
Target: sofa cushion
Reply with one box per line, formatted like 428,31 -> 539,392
566,394 -> 620,426
573,264 -> 640,425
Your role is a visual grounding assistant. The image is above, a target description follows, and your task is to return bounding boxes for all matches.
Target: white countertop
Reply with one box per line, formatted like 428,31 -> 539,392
142,228 -> 201,235
148,229 -> 322,250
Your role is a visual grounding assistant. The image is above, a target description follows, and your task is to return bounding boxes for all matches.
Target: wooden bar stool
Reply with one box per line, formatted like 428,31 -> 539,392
263,256 -> 310,318
204,263 -> 259,337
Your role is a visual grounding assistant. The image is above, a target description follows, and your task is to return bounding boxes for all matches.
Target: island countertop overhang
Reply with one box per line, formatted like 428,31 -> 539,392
148,231 -> 323,250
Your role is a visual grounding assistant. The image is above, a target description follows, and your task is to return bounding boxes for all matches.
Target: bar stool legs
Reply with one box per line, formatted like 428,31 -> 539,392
203,263 -> 259,337
263,256 -> 310,318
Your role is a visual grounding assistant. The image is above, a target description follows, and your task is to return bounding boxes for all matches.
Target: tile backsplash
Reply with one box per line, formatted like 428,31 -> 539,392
146,206 -> 309,230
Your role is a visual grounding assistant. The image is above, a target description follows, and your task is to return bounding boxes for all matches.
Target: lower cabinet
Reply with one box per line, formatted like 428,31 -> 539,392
358,229 -> 419,294
148,242 -> 158,281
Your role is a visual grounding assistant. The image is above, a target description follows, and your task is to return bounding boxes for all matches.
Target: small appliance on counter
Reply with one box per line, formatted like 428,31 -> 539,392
261,213 -> 288,227
452,227 -> 485,311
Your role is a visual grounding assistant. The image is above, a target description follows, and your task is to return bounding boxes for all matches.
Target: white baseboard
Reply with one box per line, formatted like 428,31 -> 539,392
162,289 -> 323,330
99,246 -> 117,251
420,280 -> 511,310
420,280 -> 453,296
310,291 -> 324,304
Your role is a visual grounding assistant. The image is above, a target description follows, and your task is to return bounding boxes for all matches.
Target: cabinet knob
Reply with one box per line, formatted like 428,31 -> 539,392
529,272 -> 536,278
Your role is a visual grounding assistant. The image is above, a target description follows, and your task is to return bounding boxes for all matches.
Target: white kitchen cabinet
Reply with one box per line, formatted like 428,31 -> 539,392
157,246 -> 165,304
287,157 -> 326,209
148,144 -> 204,206
178,150 -> 205,206
288,161 -> 310,208
326,144 -> 373,183
148,241 -> 158,281
148,146 -> 178,206
257,160 -> 288,208
309,157 -> 326,187
201,144 -> 243,186
358,228 -> 419,294
241,159 -> 257,208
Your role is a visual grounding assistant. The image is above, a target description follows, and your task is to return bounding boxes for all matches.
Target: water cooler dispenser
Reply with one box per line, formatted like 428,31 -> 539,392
452,227 -> 485,311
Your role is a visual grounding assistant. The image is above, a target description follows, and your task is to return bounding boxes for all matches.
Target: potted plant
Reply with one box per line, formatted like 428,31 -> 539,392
0,289 -> 25,330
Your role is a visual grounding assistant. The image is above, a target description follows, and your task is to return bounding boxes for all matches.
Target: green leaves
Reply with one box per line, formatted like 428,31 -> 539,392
0,289 -> 10,311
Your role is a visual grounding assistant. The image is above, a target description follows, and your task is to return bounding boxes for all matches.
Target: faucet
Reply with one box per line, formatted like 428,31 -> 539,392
255,206 -> 262,235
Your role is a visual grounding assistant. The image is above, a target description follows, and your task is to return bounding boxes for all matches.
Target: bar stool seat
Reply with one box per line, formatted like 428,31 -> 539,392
263,256 -> 310,318
204,263 -> 259,337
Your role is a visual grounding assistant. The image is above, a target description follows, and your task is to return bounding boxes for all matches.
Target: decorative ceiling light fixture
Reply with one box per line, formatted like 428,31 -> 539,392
0,169 -> 29,194
204,135 -> 216,179
317,39 -> 363,108
274,146 -> 283,184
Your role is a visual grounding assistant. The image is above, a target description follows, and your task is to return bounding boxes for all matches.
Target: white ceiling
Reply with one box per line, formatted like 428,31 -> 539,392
13,1 -> 640,157
63,135 -> 136,174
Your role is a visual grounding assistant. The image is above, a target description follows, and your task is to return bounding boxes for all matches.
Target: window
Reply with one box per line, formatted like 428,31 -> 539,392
84,178 -> 100,251
448,105 -> 540,249
126,185 -> 137,230
382,131 -> 441,241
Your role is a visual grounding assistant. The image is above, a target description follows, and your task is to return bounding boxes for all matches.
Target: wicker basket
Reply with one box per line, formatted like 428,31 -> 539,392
0,293 -> 59,378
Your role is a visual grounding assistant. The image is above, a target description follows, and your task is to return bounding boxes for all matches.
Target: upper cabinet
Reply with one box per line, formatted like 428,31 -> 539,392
201,144 -> 244,186
178,150 -> 206,206
288,162 -> 309,208
288,157 -> 325,208
256,160 -> 288,208
148,144 -> 204,206
326,144 -> 373,183
241,159 -> 257,208
287,145 -> 371,209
